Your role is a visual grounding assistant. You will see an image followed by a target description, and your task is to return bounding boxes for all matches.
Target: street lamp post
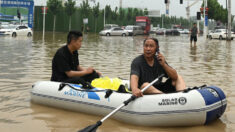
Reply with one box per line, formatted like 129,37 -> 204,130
42,6 -> 46,40
227,0 -> 231,40
203,0 -> 208,38
0,0 -> 1,26
104,7 -> 105,27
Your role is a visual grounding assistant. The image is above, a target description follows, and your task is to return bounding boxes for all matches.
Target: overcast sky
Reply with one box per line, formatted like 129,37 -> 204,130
35,0 -> 234,18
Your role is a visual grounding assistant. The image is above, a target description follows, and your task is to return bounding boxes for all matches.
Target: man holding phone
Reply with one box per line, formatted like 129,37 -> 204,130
130,38 -> 186,97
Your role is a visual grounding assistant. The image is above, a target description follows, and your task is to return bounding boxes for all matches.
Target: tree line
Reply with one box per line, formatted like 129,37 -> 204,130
33,0 -> 233,33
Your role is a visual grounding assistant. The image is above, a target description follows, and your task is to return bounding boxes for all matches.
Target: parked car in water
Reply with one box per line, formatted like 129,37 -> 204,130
207,30 -> 214,38
125,25 -> 144,36
208,29 -> 234,40
177,29 -> 184,34
155,28 -> 165,35
149,27 -> 159,34
165,29 -> 180,36
182,29 -> 189,34
99,27 -> 129,36
177,29 -> 189,34
0,25 -> 32,37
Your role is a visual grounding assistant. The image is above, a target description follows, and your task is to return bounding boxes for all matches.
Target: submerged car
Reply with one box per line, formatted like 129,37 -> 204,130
0,25 -> 33,37
165,29 -> 180,36
155,28 -> 165,35
99,27 -> 129,36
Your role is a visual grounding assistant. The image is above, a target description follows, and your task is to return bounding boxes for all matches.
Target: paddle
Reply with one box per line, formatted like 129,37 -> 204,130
78,74 -> 165,132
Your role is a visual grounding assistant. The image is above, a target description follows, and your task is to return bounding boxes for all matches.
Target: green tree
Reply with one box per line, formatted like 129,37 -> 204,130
144,8 -> 148,16
127,8 -> 133,25
47,0 -> 62,32
105,5 -> 112,24
139,10 -> 144,16
203,0 -> 228,24
92,3 -> 100,33
80,0 -> 91,33
132,8 -> 139,21
111,7 -> 118,22
119,8 -> 125,26
64,0 -> 76,31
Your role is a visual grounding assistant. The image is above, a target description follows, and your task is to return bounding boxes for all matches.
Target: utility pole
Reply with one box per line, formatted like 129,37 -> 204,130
0,0 -> 1,26
186,0 -> 190,20
166,0 -> 170,17
119,0 -> 122,9
42,7 -> 46,40
203,0 -> 208,38
104,7 -> 105,27
227,0 -> 231,40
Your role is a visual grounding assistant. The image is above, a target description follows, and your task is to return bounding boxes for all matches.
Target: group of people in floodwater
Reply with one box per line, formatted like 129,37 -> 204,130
51,30 -> 187,97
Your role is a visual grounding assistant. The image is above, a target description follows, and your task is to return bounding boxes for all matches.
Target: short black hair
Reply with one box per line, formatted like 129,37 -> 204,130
143,37 -> 159,47
67,31 -> 83,45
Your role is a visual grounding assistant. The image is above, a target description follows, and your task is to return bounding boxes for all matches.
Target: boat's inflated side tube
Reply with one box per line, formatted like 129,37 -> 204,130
197,86 -> 226,124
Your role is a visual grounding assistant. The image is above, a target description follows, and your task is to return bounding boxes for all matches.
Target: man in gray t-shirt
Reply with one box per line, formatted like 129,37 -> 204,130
190,23 -> 198,45
130,38 -> 186,97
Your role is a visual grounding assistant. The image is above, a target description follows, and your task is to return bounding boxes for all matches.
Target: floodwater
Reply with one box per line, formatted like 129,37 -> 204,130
0,32 -> 235,132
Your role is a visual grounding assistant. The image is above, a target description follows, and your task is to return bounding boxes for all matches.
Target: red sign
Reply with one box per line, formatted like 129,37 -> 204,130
41,7 -> 48,14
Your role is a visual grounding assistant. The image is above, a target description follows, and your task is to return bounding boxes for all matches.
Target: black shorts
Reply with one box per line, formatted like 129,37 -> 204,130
190,35 -> 197,42
153,78 -> 176,93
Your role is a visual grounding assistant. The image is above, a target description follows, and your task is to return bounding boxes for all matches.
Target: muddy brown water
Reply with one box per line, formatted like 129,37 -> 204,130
0,32 -> 234,132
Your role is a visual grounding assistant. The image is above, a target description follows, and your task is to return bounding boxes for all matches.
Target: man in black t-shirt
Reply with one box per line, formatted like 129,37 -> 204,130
51,31 -> 101,87
130,38 -> 186,97
190,23 -> 198,45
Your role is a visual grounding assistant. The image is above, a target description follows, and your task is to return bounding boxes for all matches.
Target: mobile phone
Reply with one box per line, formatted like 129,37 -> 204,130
156,51 -> 162,62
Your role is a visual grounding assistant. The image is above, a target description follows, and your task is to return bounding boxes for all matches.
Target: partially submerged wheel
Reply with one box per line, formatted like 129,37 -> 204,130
12,32 -> 17,37
219,36 -> 223,40
27,32 -> 32,37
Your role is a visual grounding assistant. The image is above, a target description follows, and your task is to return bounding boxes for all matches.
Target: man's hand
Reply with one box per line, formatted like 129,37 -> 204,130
86,67 -> 94,74
157,52 -> 166,66
95,70 -> 102,76
132,88 -> 143,97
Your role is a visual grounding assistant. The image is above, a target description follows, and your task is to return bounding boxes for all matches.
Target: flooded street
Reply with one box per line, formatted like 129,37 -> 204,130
0,32 -> 235,132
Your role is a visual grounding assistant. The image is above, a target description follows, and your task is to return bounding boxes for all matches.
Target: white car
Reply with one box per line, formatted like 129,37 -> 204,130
0,25 -> 33,37
177,29 -> 185,34
125,25 -> 144,36
183,29 -> 190,34
99,27 -> 129,36
209,29 -> 234,40
207,30 -> 214,38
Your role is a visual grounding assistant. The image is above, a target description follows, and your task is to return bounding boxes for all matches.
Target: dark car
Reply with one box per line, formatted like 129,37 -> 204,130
165,29 -> 180,36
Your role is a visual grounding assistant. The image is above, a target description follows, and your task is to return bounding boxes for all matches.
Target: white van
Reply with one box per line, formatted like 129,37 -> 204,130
125,25 -> 144,36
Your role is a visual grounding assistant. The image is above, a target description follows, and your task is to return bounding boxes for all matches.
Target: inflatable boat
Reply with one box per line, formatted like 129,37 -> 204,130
31,81 -> 227,126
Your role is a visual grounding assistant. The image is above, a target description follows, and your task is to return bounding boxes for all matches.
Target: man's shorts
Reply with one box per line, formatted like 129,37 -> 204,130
190,35 -> 197,42
153,78 -> 176,93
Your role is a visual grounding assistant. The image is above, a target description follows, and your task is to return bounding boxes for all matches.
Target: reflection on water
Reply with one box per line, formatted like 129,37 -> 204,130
0,32 -> 235,132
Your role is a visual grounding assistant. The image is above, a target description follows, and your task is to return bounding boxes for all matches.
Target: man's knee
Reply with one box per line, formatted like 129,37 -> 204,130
141,82 -> 150,89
